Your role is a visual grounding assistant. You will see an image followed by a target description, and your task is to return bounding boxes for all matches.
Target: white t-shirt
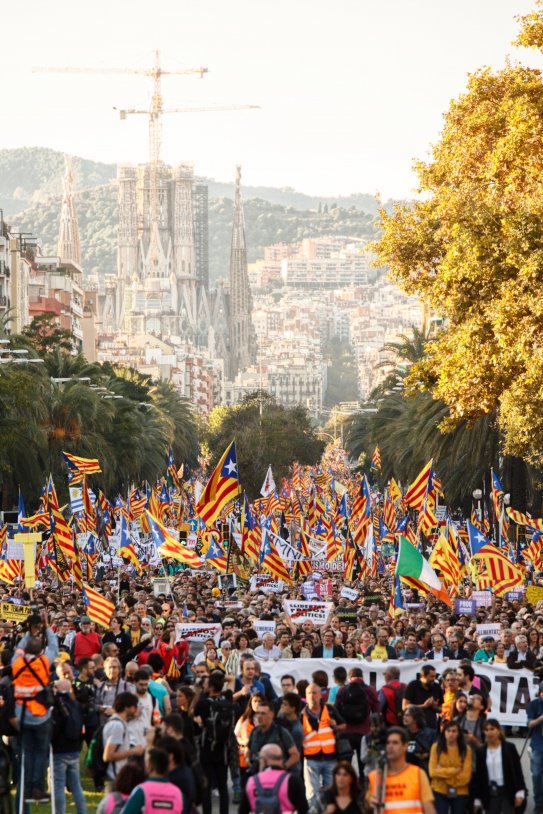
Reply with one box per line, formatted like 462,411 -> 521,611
103,715 -> 130,780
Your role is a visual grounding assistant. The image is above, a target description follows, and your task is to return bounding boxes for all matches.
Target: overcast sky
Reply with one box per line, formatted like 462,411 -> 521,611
1,0 -> 539,199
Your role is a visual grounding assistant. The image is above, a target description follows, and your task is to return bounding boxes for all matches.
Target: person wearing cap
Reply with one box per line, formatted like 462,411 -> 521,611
527,681 -> 543,814
73,615 -> 101,663
473,636 -> 497,663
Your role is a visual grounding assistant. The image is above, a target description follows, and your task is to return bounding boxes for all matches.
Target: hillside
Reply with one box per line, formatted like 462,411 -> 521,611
1,147 -> 378,281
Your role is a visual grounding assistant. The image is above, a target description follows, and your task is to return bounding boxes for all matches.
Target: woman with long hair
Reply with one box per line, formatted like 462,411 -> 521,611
454,693 -> 486,750
429,720 -> 472,814
472,719 -> 526,814
225,632 -> 253,676
234,692 -> 264,789
322,760 -> 366,814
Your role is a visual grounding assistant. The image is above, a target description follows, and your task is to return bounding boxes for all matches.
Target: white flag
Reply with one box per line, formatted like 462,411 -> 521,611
260,465 -> 276,497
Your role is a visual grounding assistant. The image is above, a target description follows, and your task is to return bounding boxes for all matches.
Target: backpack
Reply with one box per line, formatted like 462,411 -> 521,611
85,723 -> 108,787
337,681 -> 369,725
382,682 -> 406,725
204,695 -> 234,749
253,772 -> 286,814
55,695 -> 83,742
109,792 -> 127,814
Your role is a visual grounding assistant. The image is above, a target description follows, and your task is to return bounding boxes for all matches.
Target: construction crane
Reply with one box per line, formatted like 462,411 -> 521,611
34,50 -> 259,267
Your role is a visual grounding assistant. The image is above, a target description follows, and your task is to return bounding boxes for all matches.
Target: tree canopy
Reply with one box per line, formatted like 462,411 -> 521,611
203,392 -> 325,499
375,4 -> 543,466
0,330 -> 198,508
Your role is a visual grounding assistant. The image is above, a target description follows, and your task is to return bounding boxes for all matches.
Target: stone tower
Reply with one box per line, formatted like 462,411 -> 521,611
57,156 -> 81,264
228,166 -> 256,378
114,162 -> 209,341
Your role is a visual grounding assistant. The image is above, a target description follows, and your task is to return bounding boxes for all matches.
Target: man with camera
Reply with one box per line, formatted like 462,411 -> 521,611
11,609 -> 58,805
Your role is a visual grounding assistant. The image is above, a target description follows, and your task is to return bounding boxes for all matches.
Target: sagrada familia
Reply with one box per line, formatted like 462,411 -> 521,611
96,160 -> 256,380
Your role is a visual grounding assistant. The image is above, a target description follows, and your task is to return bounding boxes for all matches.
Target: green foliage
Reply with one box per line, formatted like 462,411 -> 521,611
374,9 -> 543,467
0,331 -> 199,508
204,392 -> 325,499
342,329 -> 542,510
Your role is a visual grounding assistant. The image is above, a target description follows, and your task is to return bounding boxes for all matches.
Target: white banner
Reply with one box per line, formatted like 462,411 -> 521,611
259,659 -> 541,727
476,624 -> 501,639
175,623 -> 222,644
284,599 -> 333,624
253,620 -> 276,638
340,587 -> 359,601
250,574 -> 284,593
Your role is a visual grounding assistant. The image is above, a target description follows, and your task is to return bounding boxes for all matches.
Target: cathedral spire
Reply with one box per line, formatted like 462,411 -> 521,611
57,155 -> 81,265
229,166 -> 256,378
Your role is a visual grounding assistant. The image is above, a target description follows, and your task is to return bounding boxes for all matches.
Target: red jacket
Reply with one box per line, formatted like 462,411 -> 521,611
73,631 -> 101,661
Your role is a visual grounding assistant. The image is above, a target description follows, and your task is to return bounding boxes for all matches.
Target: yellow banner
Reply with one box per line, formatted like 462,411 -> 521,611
526,585 -> 543,604
0,603 -> 32,622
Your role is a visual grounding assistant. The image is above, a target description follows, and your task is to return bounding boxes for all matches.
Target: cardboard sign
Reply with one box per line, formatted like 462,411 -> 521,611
472,591 -> 493,607
476,623 -> 501,640
284,599 -> 332,624
340,587 -> 359,601
152,578 -> 171,597
6,541 -> 24,561
455,599 -> 476,615
175,623 -> 222,644
0,603 -> 32,622
253,620 -> 276,638
218,601 -> 243,610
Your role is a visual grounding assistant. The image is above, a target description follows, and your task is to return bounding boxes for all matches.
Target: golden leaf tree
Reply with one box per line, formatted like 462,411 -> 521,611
375,2 -> 543,465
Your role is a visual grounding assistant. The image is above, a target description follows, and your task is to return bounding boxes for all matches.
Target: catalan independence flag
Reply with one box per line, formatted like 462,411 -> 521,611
62,452 -> 102,484
370,446 -> 381,471
82,582 -> 115,628
403,460 -> 433,511
196,441 -> 242,526
146,510 -> 203,567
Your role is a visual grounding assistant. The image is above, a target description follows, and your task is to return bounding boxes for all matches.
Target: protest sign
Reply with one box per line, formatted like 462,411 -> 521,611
301,582 -> 319,600
318,579 -> 333,600
472,591 -> 493,607
504,590 -> 524,601
284,599 -> 332,624
6,541 -> 24,561
476,623 -> 501,640
175,623 -> 222,644
455,599 -> 476,615
218,574 -> 237,590
250,574 -> 284,593
526,585 -> 543,604
218,601 -> 243,610
253,620 -> 276,638
262,659 -> 540,726
336,608 -> 358,623
152,578 -> 171,597
0,603 -> 31,622
340,587 -> 359,601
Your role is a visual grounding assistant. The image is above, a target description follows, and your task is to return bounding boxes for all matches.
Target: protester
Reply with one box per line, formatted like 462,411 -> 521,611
471,719 -> 526,814
368,727 -> 436,814
240,743 -> 308,814
428,721 -> 472,814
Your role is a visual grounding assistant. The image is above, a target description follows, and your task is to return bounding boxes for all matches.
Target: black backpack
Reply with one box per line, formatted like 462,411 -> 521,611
204,695 -> 234,749
253,772 -> 286,814
337,681 -> 369,724
85,723 -> 108,787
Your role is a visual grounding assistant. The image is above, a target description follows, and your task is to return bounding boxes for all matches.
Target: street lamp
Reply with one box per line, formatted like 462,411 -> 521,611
472,488 -> 483,528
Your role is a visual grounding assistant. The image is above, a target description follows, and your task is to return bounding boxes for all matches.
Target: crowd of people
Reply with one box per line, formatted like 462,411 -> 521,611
0,568 -> 542,814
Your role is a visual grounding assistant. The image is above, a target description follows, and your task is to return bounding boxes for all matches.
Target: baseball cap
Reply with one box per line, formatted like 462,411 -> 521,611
80,616 -> 91,624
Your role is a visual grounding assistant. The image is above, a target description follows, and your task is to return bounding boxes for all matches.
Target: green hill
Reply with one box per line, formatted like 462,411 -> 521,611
1,147 -> 378,282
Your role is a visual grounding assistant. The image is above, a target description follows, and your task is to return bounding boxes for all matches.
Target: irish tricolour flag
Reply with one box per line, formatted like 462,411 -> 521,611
396,535 -> 452,606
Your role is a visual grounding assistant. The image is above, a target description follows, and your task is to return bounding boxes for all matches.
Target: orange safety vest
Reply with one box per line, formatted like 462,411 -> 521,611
235,717 -> 255,768
301,704 -> 336,757
368,763 -> 424,814
12,653 -> 51,717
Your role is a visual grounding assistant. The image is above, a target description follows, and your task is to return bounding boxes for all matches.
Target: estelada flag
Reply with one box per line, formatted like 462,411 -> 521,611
196,441 -> 242,526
